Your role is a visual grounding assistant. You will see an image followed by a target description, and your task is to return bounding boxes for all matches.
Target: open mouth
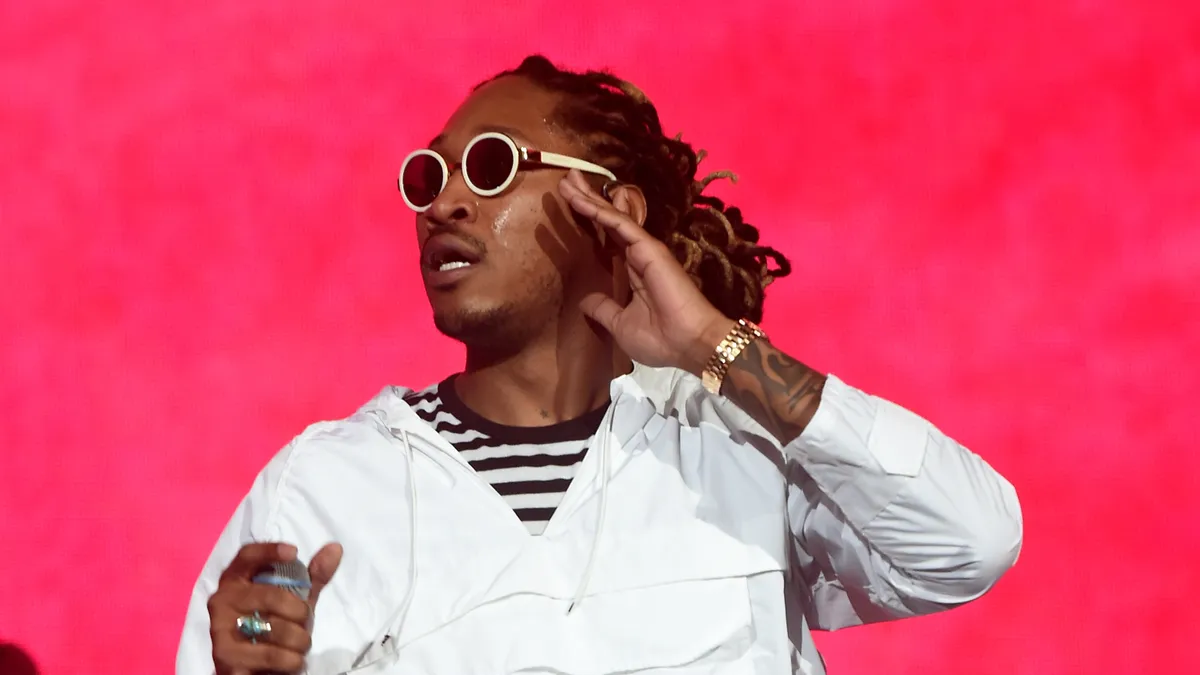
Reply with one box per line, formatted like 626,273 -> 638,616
422,235 -> 483,275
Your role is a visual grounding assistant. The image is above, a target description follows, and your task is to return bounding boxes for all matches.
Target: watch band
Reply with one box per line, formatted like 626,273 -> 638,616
701,318 -> 766,395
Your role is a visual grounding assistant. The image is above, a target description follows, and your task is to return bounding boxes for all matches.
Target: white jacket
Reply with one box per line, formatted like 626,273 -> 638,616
177,364 -> 1022,675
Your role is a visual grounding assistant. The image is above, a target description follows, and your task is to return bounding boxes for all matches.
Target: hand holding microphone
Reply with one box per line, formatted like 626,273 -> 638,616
207,542 -> 342,675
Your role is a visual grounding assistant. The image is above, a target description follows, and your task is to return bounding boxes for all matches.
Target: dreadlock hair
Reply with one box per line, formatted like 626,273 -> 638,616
478,55 -> 791,323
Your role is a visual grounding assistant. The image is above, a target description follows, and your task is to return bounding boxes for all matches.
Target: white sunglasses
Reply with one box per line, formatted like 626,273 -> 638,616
398,131 -> 617,212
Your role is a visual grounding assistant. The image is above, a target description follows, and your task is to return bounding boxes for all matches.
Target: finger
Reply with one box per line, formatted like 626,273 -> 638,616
216,639 -> 305,674
212,607 -> 313,671
561,170 -> 613,211
228,584 -> 312,624
245,614 -> 313,653
568,167 -> 614,200
308,542 -> 343,605
215,608 -> 314,653
559,171 -> 611,209
559,176 -> 652,255
558,172 -> 602,211
625,235 -> 682,279
627,265 -> 647,295
561,183 -> 652,249
580,292 -> 624,334
220,543 -> 298,583
568,167 -> 595,194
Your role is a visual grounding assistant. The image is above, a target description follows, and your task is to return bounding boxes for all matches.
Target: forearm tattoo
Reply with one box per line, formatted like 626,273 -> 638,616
720,339 -> 826,445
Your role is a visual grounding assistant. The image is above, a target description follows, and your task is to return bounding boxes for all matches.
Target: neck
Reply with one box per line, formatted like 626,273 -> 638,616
455,315 -> 630,427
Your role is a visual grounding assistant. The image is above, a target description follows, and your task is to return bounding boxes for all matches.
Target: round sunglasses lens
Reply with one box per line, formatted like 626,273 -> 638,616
465,136 -> 516,192
401,154 -> 444,208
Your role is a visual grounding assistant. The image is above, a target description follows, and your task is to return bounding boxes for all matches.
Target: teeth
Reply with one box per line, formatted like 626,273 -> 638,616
438,261 -> 472,272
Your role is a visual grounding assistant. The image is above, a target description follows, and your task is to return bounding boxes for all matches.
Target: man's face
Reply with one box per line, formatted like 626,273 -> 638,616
414,76 -> 611,350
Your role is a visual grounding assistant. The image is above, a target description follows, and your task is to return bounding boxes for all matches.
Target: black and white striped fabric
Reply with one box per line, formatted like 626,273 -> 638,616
403,377 -> 609,535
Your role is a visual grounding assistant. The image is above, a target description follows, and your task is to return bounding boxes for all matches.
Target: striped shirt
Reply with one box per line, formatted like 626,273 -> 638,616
403,376 -> 609,535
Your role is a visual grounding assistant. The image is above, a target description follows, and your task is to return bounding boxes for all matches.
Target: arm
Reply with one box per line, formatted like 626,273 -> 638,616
177,454 -> 282,675
558,172 -> 1022,627
713,333 -> 825,446
691,323 -> 1023,627
177,438 -> 342,675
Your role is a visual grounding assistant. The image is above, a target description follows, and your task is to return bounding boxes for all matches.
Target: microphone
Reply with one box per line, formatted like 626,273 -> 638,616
252,559 -> 312,601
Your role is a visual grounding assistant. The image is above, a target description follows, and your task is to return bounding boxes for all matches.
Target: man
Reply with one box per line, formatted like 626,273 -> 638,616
178,55 -> 1022,675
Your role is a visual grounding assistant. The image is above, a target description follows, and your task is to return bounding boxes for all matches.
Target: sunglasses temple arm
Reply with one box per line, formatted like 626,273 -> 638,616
537,151 -> 617,181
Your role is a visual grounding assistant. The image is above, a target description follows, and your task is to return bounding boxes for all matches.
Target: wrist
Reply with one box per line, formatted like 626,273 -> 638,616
680,314 -> 737,378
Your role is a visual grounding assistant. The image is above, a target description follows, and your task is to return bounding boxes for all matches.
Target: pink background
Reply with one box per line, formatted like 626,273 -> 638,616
2,1 -> 1198,673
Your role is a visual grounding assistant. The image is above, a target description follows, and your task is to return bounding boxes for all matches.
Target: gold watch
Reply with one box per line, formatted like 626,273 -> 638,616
701,319 -> 766,395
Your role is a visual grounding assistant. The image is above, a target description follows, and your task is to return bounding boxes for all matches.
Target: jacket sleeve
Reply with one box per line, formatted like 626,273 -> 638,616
782,374 -> 1023,630
175,444 -> 297,675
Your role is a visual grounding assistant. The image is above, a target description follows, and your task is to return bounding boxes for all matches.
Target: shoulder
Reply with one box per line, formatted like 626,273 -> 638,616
267,385 -> 425,488
246,384 -> 427,535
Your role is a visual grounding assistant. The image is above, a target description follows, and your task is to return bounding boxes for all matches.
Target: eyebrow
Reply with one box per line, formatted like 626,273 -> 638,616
427,124 -> 533,150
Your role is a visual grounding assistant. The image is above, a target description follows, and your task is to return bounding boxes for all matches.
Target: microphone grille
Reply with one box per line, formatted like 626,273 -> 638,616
252,559 -> 313,601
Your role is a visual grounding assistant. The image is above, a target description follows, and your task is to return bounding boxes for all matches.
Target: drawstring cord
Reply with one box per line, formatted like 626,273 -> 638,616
567,406 -> 615,613
351,429 -> 420,668
392,429 -> 420,635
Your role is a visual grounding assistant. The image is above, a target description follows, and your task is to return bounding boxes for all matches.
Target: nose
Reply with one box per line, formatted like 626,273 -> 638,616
424,169 -> 477,229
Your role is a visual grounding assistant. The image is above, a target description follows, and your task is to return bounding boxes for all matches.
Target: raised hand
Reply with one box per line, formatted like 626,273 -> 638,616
559,169 -> 734,376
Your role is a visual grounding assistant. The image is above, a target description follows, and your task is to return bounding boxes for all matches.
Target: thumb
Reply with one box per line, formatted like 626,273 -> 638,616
308,542 -> 343,606
580,292 -> 622,335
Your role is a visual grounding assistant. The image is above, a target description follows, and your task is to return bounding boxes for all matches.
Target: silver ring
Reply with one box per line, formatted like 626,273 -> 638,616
236,611 -> 272,644
601,181 -> 620,201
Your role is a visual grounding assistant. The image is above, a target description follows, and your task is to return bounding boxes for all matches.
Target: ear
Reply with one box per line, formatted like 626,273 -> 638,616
607,183 -> 648,228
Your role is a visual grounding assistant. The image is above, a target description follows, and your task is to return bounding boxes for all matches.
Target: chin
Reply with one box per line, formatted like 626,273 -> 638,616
432,302 -> 520,347
427,270 -> 561,351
